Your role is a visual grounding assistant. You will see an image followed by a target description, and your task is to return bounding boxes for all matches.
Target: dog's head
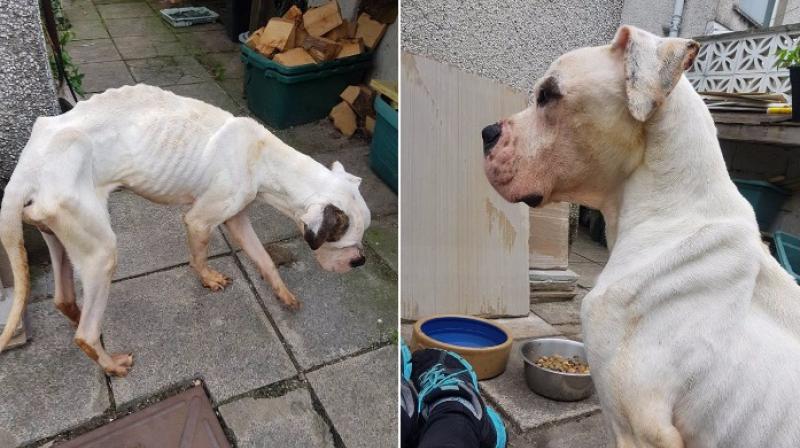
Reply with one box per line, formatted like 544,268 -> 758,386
300,161 -> 371,273
482,25 -> 699,209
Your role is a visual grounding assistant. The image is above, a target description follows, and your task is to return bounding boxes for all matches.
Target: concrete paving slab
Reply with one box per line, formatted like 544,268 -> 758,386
164,82 -> 242,114
81,60 -> 134,93
221,200 -> 298,246
196,51 -> 245,80
105,257 -> 297,407
218,77 -> 246,109
314,147 -> 398,218
108,190 -> 229,280
176,30 -> 239,54
0,302 -> 110,446
530,299 -> 582,326
509,412 -> 611,448
127,55 -> 212,86
62,0 -> 95,9
572,232 -> 609,264
67,38 -> 121,63
481,342 -> 600,432
238,238 -> 397,369
494,314 -> 560,340
105,16 -> 172,38
113,34 -> 185,59
553,324 -> 583,340
63,5 -> 102,22
219,388 -> 335,448
70,19 -> 111,41
401,322 -> 412,344
571,262 -> 603,289
98,2 -> 156,19
96,0 -> 146,4
307,346 -> 397,448
272,121 -> 371,156
365,213 -> 397,272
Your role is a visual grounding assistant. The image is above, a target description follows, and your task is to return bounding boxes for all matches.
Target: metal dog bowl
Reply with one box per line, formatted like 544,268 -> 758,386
521,338 -> 593,401
411,315 -> 513,380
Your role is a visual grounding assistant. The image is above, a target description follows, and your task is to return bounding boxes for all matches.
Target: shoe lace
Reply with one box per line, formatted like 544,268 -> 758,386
416,363 -> 469,413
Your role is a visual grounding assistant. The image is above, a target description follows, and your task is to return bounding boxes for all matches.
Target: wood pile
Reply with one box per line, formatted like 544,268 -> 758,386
330,84 -> 377,137
246,1 -> 389,67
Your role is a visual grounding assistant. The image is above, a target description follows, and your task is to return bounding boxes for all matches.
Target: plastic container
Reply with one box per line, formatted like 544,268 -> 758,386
370,96 -> 398,192
160,7 -> 219,27
411,315 -> 513,380
733,179 -> 790,231
241,40 -> 372,129
774,231 -> 800,283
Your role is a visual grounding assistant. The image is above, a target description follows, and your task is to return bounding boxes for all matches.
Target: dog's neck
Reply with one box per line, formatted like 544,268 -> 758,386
251,133 -> 340,222
599,78 -> 753,251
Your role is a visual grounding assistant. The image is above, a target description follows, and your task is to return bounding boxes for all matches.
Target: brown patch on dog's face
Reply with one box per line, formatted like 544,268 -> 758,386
303,204 -> 350,250
483,45 -> 647,210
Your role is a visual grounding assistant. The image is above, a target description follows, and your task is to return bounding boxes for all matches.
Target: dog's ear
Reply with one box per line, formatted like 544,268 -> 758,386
301,204 -> 350,250
612,25 -> 699,122
330,161 -> 362,187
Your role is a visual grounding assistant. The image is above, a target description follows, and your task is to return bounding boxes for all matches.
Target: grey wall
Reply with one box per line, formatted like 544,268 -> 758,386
371,19 -> 397,81
0,0 -> 59,185
402,0 -> 624,91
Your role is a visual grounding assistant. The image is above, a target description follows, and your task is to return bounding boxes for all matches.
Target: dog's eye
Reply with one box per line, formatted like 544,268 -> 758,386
536,77 -> 561,107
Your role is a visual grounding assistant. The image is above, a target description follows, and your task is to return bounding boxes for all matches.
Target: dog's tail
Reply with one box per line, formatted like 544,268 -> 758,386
0,180 -> 31,352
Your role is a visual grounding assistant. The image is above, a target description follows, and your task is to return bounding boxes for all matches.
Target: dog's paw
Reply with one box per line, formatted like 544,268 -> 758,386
104,353 -> 134,377
279,291 -> 301,310
201,270 -> 232,291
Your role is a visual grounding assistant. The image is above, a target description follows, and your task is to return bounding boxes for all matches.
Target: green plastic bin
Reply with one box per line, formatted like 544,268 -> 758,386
733,179 -> 790,231
774,231 -> 800,283
370,95 -> 397,192
241,42 -> 372,129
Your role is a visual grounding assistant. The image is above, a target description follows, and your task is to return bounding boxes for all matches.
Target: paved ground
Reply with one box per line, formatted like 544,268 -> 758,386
401,229 -> 611,447
0,1 -> 398,447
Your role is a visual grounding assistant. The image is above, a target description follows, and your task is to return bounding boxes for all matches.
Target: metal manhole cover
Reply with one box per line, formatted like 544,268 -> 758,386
58,386 -> 230,448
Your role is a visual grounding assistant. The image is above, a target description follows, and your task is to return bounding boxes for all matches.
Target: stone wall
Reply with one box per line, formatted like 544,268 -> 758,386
0,0 -> 59,185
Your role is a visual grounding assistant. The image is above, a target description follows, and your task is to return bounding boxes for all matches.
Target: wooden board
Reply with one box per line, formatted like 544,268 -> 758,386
303,1 -> 343,37
401,52 -> 530,319
711,112 -> 800,146
259,17 -> 296,51
529,202 -> 570,270
355,12 -> 387,49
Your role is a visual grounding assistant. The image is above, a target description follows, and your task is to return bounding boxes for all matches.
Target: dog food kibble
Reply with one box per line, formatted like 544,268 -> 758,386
535,355 -> 590,374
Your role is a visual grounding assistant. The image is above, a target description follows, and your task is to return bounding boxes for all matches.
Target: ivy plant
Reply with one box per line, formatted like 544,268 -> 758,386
775,45 -> 800,69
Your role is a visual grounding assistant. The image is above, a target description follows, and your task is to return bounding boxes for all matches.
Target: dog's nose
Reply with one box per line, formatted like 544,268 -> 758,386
350,255 -> 366,268
482,123 -> 502,156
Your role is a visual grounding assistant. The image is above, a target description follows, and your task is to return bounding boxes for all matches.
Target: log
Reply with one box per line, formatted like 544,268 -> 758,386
302,35 -> 342,62
273,47 -> 316,67
324,19 -> 350,41
355,13 -> 386,49
330,101 -> 357,137
282,4 -> 303,23
339,84 -> 375,117
302,1 -> 343,37
258,17 -> 296,52
365,116 -> 376,135
336,38 -> 364,59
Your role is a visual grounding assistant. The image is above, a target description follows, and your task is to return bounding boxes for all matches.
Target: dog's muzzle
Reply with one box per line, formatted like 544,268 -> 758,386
350,255 -> 366,268
482,123 -> 502,156
519,194 -> 543,208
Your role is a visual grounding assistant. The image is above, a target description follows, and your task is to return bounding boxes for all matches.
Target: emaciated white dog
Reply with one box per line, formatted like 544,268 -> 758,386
0,85 -> 370,376
483,26 -> 800,447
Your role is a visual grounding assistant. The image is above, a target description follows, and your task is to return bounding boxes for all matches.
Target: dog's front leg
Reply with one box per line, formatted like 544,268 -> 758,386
224,210 -> 300,309
184,208 -> 231,291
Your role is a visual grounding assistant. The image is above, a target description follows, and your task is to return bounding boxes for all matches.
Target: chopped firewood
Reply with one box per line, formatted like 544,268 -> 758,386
330,101 -> 357,137
282,5 -> 303,23
355,13 -> 387,50
303,1 -> 343,37
336,38 -> 364,59
365,116 -> 376,135
346,20 -> 358,38
340,85 -> 375,117
302,35 -> 342,62
258,17 -> 297,52
273,47 -> 316,67
294,24 -> 309,49
324,19 -> 350,40
246,27 -> 264,47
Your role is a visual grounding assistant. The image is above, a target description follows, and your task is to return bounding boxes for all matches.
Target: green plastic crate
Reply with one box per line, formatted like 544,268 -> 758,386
733,179 -> 790,231
240,39 -> 372,76
774,231 -> 800,283
370,95 -> 397,192
244,59 -> 371,129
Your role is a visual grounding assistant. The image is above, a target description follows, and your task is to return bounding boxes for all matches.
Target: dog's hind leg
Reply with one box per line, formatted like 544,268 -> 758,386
224,209 -> 300,309
41,231 -> 79,326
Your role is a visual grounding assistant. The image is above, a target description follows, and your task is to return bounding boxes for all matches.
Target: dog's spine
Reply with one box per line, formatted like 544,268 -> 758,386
0,181 -> 31,352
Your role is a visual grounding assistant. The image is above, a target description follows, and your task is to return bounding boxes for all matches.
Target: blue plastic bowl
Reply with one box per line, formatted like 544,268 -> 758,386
420,316 -> 509,348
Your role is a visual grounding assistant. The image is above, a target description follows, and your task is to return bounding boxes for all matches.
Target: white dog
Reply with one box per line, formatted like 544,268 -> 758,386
483,26 -> 800,447
0,84 -> 370,376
